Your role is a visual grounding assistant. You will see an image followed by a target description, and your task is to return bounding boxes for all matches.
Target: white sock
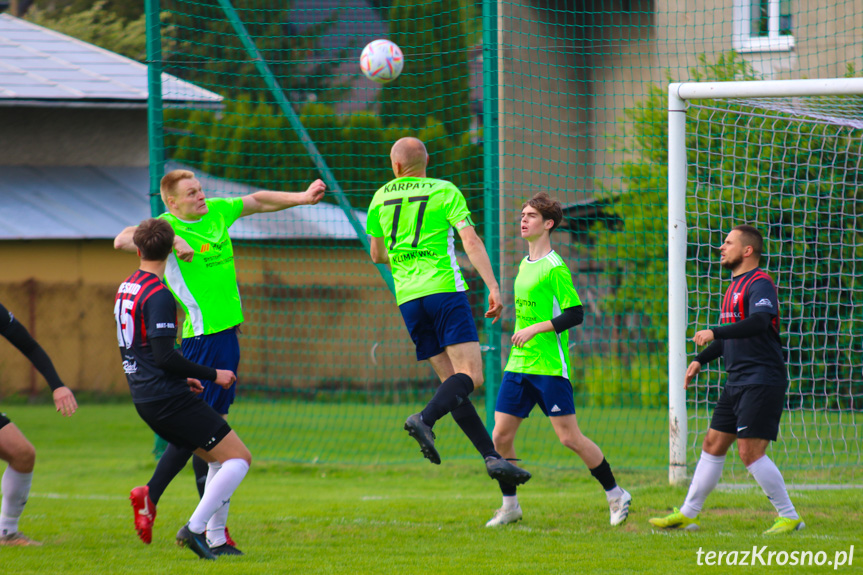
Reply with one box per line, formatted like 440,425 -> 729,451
204,462 -> 229,547
0,467 -> 33,536
747,455 -> 799,519
680,451 -> 725,518
502,495 -> 519,510
606,485 -> 625,501
188,459 -> 249,534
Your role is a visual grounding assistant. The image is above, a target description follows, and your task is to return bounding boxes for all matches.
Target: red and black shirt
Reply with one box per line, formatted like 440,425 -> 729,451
114,270 -> 188,403
716,267 -> 787,387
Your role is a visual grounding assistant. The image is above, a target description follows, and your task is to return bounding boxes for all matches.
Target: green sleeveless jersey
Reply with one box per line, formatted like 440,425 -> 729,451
504,251 -> 582,377
366,177 -> 474,305
159,197 -> 244,338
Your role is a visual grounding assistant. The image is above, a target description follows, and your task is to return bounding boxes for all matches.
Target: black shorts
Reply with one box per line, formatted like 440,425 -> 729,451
134,392 -> 232,452
710,384 -> 786,441
0,412 -> 10,430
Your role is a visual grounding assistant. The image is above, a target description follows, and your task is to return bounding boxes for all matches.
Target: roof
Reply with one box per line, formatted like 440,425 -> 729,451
0,163 -> 367,241
0,14 -> 222,108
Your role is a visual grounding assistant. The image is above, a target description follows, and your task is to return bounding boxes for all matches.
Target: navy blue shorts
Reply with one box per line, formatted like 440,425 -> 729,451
0,412 -> 10,430
495,371 -> 576,418
398,292 -> 479,361
181,326 -> 240,415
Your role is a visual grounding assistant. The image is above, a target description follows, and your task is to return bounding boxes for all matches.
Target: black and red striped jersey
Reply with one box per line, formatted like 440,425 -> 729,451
718,267 -> 787,387
114,270 -> 188,402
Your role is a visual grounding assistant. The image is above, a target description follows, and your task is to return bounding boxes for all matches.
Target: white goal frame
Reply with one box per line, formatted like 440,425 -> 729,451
667,77 -> 863,485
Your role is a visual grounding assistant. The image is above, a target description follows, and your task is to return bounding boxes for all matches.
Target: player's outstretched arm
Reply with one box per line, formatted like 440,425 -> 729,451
457,225 -> 502,323
114,226 -> 139,253
114,225 -> 194,262
240,179 -> 326,217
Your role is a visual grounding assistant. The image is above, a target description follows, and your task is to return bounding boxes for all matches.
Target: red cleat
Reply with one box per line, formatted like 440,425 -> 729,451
129,485 -> 157,544
224,524 -> 236,547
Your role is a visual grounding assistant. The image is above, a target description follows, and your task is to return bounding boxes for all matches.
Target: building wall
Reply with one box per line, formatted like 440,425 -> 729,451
0,241 -> 427,397
0,107 -> 149,166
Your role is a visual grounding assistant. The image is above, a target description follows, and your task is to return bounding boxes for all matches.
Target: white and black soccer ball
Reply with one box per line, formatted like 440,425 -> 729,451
360,39 -> 404,84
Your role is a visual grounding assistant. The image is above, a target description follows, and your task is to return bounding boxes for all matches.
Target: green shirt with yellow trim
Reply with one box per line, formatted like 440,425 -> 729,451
504,250 -> 582,378
159,197 -> 244,338
366,177 -> 473,305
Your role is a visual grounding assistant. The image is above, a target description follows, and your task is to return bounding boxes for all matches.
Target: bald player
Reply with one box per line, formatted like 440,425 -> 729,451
366,137 -> 531,498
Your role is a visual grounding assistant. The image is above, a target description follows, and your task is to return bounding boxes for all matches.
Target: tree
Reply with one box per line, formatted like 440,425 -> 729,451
381,0 -> 473,137
594,52 -> 863,407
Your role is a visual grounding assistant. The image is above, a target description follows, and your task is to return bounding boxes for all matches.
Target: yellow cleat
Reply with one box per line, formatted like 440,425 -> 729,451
763,516 -> 805,535
648,507 -> 701,531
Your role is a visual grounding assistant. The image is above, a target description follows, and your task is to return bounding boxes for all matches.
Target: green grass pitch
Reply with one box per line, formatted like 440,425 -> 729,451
2,403 -> 860,574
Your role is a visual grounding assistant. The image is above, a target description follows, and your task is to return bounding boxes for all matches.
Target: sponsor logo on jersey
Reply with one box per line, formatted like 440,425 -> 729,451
155,322 -> 176,329
515,297 -> 536,308
391,249 -> 434,264
732,292 -> 740,305
122,359 -> 138,374
754,298 -> 773,308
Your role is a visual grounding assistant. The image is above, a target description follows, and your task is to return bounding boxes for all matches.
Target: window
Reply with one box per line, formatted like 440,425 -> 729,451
733,0 -> 795,53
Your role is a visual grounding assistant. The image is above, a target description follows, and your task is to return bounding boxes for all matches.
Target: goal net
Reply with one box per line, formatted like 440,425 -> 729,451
669,79 -> 863,484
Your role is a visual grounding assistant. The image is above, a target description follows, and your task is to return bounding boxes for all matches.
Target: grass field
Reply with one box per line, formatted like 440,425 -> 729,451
1,403 -> 861,574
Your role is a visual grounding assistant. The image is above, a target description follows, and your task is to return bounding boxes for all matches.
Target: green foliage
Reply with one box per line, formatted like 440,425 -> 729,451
595,52 -> 863,408
162,1 -> 350,103
165,99 -> 483,212
25,0 -> 148,61
381,0 -> 473,136
576,353 -> 667,408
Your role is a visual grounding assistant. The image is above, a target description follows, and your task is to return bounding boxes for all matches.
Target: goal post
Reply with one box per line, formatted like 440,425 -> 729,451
667,77 -> 863,485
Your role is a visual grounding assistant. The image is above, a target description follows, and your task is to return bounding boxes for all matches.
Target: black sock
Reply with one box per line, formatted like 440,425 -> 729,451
450,400 -> 499,459
148,443 -> 193,504
421,373 -> 474,427
192,454 -> 209,499
498,478 -> 517,497
589,457 -> 617,492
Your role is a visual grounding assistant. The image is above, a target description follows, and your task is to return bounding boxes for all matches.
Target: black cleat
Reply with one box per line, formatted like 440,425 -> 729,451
404,413 -> 441,465
485,456 -> 531,486
210,543 -> 244,556
176,524 -> 216,560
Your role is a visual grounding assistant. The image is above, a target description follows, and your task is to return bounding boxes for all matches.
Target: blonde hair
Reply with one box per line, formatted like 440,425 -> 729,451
159,169 -> 195,204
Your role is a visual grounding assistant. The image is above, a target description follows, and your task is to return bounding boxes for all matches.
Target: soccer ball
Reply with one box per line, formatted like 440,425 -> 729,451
360,39 -> 404,84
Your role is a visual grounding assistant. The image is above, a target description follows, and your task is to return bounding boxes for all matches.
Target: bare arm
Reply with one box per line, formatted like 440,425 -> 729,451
457,225 -> 502,323
370,236 -> 389,265
114,226 -> 139,253
113,224 -> 194,262
240,179 -> 326,217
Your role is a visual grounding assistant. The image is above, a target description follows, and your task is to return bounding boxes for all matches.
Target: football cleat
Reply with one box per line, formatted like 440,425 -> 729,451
176,524 -> 216,560
210,542 -> 244,556
609,489 -> 632,526
484,456 -> 531,486
224,524 -> 236,547
648,507 -> 700,531
485,506 -> 523,527
130,485 -> 157,544
763,516 -> 805,535
404,413 -> 441,465
0,531 -> 43,546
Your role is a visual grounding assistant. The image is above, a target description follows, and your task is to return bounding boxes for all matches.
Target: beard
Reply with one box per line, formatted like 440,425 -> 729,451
720,253 -> 743,270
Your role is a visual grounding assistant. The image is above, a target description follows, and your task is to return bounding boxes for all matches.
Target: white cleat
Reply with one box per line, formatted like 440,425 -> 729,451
485,505 -> 523,527
609,489 -> 632,526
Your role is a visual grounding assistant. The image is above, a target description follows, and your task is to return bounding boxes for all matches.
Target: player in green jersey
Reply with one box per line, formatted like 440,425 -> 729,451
485,193 -> 631,528
114,170 -> 325,548
367,137 -> 530,489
